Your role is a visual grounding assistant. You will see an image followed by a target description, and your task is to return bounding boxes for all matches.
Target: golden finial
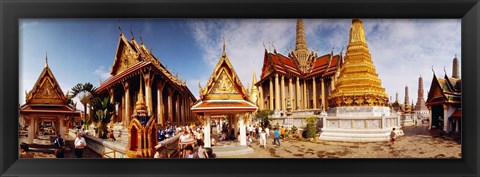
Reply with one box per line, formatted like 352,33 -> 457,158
222,37 -> 227,57
130,25 -> 135,40
431,65 -> 435,75
45,51 -> 48,67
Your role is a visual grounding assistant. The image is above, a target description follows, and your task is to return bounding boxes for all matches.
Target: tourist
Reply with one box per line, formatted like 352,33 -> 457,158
281,126 -> 286,139
74,132 -> 87,158
53,134 -> 65,158
211,135 -> 216,146
197,141 -> 206,158
184,145 -> 198,158
260,129 -> 267,149
258,126 -> 262,139
158,127 -> 165,141
254,125 -> 259,139
273,128 -> 281,146
195,129 -> 203,145
265,127 -> 270,139
390,128 -> 397,146
179,130 -> 190,143
219,131 -> 226,141
109,130 -> 116,142
248,125 -> 253,137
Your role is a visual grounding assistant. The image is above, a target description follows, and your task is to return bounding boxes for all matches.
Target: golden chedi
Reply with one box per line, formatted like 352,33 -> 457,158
328,19 -> 388,107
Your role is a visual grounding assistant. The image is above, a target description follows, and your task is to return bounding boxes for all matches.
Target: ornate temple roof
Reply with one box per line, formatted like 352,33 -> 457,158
20,54 -> 80,116
95,32 -> 195,100
192,42 -> 257,113
426,73 -> 461,106
256,19 -> 343,85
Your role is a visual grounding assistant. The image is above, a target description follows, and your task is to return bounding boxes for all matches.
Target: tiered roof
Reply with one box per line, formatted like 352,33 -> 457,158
95,32 -> 195,99
426,73 -> 462,106
20,55 -> 80,116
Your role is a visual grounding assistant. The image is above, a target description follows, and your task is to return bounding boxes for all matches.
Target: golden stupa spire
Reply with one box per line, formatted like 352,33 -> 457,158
135,75 -> 147,112
45,51 -> 48,67
249,65 -> 259,104
294,19 -> 310,73
222,37 -> 227,58
328,19 -> 388,107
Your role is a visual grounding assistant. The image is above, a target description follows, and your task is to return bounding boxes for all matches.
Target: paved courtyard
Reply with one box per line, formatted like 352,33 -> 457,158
20,135 -> 101,158
222,125 -> 461,158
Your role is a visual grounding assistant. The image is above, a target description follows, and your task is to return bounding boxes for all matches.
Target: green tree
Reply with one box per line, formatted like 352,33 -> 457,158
91,96 -> 113,139
254,110 -> 273,128
305,116 -> 318,139
70,83 -> 95,127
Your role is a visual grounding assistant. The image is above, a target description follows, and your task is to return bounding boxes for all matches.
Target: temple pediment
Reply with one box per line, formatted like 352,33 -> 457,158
110,34 -> 141,76
26,65 -> 67,105
200,47 -> 248,101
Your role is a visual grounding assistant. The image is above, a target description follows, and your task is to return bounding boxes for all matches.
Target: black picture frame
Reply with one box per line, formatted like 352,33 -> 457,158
1,0 -> 479,176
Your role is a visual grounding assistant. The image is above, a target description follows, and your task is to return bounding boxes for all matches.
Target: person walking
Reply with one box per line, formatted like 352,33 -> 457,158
273,128 -> 281,146
260,129 -> 267,149
280,126 -> 286,139
53,134 -> 65,158
74,132 -> 87,158
265,127 -> 270,139
390,128 -> 397,146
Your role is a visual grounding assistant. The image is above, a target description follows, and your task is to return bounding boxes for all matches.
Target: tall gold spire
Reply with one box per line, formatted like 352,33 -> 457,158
45,51 -> 48,67
294,19 -> 310,73
135,76 -> 147,112
249,66 -> 259,104
328,19 -> 388,107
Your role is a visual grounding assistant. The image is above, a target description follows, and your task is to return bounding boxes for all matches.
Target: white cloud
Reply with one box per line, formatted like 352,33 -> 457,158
188,19 -> 461,105
94,66 -> 111,80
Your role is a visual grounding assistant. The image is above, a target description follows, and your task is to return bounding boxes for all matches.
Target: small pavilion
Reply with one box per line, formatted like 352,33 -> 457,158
20,54 -> 81,144
191,43 -> 257,148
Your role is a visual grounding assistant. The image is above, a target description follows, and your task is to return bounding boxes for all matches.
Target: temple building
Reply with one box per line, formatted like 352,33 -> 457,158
192,42 -> 257,148
255,19 -> 343,119
414,75 -> 430,122
95,30 -> 197,132
320,19 -> 402,142
426,55 -> 461,133
20,54 -> 81,144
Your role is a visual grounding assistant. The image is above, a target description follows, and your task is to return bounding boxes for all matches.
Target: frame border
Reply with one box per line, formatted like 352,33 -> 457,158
1,0 -> 479,176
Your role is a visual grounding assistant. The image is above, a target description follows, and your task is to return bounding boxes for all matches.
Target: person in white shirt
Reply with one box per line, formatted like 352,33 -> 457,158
248,125 -> 253,136
74,132 -> 87,158
260,130 -> 267,149
265,127 -> 270,139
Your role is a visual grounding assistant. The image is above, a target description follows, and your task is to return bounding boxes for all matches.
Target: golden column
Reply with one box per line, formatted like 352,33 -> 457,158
303,80 -> 307,109
296,78 -> 301,110
269,77 -> 274,110
289,78 -> 294,110
281,75 -> 286,111
109,87 -> 115,125
167,88 -> 173,123
312,78 -> 317,109
329,19 -> 388,107
157,81 -> 165,125
143,72 -> 153,116
275,74 -> 280,111
123,81 -> 131,127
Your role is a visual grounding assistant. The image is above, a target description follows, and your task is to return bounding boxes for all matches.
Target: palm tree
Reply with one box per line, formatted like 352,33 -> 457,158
70,83 -> 95,128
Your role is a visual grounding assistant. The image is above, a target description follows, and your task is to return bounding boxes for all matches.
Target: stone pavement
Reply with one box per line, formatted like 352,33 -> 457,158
221,125 -> 461,158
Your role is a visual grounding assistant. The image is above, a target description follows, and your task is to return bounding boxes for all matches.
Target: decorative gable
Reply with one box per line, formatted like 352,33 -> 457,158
26,66 -> 67,105
209,70 -> 240,95
110,34 -> 140,76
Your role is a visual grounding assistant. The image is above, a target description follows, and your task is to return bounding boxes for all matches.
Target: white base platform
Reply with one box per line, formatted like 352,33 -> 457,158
320,128 -> 404,142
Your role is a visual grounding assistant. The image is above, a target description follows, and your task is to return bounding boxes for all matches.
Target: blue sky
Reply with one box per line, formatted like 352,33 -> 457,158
20,19 -> 461,110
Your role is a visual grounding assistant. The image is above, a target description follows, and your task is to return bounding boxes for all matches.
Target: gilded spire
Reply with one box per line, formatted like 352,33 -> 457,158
249,65 -> 259,104
329,19 -> 388,107
222,37 -> 227,57
349,18 -> 367,44
452,54 -> 460,79
135,75 -> 147,112
45,51 -> 48,67
294,19 -> 310,73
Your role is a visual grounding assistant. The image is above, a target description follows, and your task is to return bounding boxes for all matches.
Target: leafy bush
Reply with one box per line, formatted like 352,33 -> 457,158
305,116 -> 318,139
254,110 -> 273,128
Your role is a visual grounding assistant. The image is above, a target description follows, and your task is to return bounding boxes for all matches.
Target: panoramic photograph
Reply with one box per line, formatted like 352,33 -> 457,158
18,18 -> 461,158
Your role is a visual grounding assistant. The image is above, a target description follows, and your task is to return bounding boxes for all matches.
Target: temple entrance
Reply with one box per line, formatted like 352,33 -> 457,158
431,105 -> 444,130
38,118 -> 57,136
